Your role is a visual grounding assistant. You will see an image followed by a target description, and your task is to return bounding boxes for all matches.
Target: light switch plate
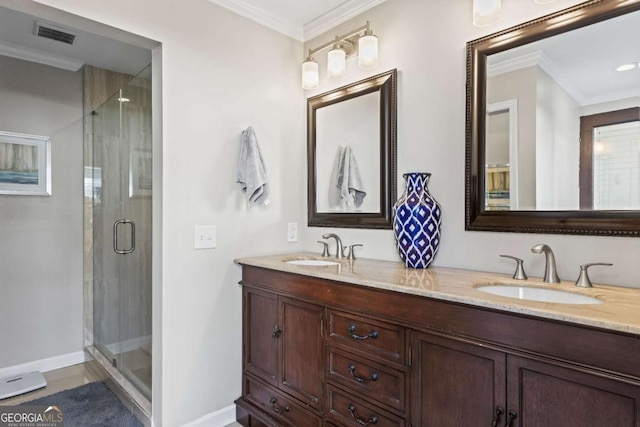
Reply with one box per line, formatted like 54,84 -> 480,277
194,225 -> 216,249
287,222 -> 298,243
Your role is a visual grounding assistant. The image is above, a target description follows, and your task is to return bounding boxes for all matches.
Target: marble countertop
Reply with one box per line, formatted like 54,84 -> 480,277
235,252 -> 640,336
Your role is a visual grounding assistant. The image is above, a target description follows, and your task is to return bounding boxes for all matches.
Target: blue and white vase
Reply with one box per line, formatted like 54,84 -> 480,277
393,172 -> 442,269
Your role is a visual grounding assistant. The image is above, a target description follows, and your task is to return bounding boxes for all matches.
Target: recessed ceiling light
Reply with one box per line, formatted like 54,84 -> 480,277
616,63 -> 637,72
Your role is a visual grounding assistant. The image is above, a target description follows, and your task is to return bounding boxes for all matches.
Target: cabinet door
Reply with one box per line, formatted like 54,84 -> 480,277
279,296 -> 325,409
507,355 -> 640,427
244,288 -> 279,386
410,331 -> 506,427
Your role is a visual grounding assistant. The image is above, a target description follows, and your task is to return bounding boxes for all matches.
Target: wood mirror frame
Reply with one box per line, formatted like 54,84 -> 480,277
465,0 -> 640,236
307,69 -> 397,229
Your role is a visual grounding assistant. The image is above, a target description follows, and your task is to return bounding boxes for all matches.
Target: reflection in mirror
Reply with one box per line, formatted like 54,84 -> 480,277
466,1 -> 640,235
485,100 -> 518,211
308,69 -> 397,229
315,91 -> 380,213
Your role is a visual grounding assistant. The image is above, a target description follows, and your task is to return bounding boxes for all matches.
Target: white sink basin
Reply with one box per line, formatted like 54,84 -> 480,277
285,259 -> 340,266
476,285 -> 602,305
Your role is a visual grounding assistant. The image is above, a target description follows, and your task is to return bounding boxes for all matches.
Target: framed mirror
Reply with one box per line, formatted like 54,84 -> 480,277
308,69 -> 397,229
466,0 -> 640,236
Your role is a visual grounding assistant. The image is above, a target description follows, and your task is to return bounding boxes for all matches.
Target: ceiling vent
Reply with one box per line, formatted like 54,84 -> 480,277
34,21 -> 77,45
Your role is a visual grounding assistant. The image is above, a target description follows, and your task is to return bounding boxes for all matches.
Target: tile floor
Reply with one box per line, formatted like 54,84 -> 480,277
0,362 -> 103,406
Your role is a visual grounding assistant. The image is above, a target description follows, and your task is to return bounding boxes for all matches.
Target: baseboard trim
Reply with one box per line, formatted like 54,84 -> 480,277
181,404 -> 236,427
0,351 -> 86,380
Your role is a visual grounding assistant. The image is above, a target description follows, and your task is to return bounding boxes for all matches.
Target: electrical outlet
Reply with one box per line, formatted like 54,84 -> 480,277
287,223 -> 298,243
194,225 -> 216,249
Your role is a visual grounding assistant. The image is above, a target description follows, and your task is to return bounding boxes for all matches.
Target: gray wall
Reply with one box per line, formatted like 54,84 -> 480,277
0,55 -> 83,368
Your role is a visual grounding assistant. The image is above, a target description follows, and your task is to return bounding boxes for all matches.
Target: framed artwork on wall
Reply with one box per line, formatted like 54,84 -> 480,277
0,130 -> 51,196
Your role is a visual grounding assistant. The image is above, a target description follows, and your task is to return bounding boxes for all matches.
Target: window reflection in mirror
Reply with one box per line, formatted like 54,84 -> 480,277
579,107 -> 640,209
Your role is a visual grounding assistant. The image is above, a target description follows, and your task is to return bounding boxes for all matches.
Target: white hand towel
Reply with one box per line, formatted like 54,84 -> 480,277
236,126 -> 270,206
336,145 -> 366,208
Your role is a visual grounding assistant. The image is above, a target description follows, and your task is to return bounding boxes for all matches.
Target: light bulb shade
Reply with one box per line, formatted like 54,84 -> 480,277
301,59 -> 319,90
358,34 -> 379,69
327,47 -> 346,80
473,0 -> 501,27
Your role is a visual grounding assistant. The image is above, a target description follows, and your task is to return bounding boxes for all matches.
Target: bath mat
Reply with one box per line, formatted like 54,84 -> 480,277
21,381 -> 143,427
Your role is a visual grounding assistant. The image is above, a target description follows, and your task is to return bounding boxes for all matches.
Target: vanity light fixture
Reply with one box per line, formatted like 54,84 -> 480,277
327,37 -> 346,80
301,56 -> 319,89
301,21 -> 379,90
473,0 -> 502,27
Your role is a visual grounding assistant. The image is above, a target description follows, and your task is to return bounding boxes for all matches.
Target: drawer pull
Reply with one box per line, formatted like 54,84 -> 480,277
272,326 -> 282,338
347,363 -> 378,383
504,410 -> 517,427
269,397 -> 289,414
348,404 -> 378,425
348,325 -> 379,340
349,403 -> 378,426
491,407 -> 503,427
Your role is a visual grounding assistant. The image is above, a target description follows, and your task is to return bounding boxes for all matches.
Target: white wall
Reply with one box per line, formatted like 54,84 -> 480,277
32,1 -> 305,426
301,0 -> 640,290
0,56 -> 83,368
535,68 -> 580,210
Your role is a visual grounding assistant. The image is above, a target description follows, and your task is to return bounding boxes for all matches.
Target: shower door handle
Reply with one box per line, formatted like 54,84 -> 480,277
113,219 -> 136,255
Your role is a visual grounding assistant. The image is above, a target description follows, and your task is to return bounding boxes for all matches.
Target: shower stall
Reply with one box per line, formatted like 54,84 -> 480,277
86,66 -> 153,405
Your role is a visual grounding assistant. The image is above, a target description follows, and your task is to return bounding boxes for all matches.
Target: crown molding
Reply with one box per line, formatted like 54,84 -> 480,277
303,0 -> 387,41
488,50 -> 587,106
0,40 -> 83,71
207,0 -> 304,41
487,50 -> 543,78
207,0 -> 386,42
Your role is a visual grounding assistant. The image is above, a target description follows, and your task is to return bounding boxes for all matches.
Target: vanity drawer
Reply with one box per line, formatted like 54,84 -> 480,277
328,348 -> 405,413
244,376 -> 321,427
328,310 -> 405,364
327,385 -> 404,427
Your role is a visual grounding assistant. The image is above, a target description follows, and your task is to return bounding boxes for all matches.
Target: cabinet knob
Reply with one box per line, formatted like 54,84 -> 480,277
272,325 -> 282,338
347,363 -> 378,383
348,324 -> 379,340
348,404 -> 378,425
491,407 -> 503,427
505,410 -> 517,427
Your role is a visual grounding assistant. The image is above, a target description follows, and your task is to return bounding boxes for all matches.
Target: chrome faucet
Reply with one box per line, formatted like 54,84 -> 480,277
322,233 -> 345,258
531,244 -> 561,283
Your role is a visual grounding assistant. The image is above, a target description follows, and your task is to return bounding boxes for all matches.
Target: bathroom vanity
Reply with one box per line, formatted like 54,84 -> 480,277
234,254 -> 640,427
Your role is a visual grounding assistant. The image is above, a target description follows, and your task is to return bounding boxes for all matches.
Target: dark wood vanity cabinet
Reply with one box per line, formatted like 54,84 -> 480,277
236,265 -> 640,427
410,331 -> 640,426
409,331 -> 505,426
238,286 -> 324,426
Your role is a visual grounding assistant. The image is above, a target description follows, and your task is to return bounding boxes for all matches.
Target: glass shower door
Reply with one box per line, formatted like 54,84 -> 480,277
92,68 -> 152,400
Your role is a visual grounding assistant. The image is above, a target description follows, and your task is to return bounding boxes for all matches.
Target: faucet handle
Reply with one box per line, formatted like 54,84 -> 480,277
575,262 -> 612,288
346,244 -> 363,261
500,255 -> 528,280
317,241 -> 330,257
